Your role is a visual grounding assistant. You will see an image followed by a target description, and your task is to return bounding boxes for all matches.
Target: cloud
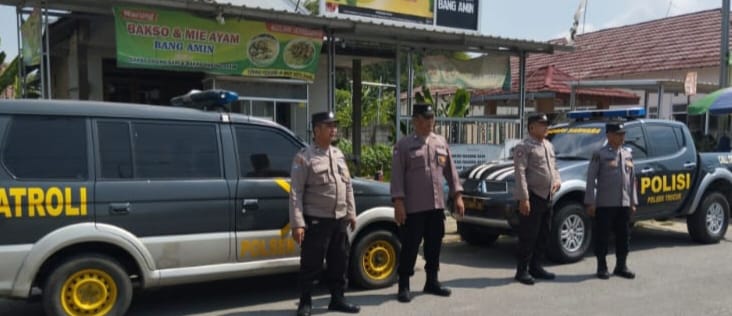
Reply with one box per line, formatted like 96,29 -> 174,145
603,0 -> 719,29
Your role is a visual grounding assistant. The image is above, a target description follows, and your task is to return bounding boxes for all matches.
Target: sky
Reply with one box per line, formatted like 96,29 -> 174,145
0,0 -> 724,58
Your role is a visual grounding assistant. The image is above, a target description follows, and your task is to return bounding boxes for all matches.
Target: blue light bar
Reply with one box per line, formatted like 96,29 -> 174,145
170,89 -> 239,109
567,107 -> 646,120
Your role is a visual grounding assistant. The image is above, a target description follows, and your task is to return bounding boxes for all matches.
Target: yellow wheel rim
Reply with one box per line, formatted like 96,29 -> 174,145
60,269 -> 118,316
361,240 -> 396,281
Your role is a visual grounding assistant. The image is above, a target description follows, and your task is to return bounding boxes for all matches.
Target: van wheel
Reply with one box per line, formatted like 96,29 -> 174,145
688,192 -> 729,243
350,230 -> 400,289
457,222 -> 499,246
548,202 -> 592,263
43,254 -> 132,316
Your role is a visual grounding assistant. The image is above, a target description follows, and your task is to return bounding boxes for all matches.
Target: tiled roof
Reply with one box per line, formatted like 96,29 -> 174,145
474,65 -> 639,100
522,9 -> 730,79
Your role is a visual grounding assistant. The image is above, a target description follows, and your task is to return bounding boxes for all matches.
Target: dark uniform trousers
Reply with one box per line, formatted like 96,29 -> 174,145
594,207 -> 631,261
299,215 -> 349,295
397,209 -> 445,278
517,193 -> 552,267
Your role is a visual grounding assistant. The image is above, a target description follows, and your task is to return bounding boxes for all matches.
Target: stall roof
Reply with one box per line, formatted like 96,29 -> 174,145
1,0 -> 571,54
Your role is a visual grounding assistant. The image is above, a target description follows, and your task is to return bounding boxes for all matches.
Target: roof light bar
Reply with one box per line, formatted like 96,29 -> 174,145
170,89 -> 239,110
567,107 -> 646,120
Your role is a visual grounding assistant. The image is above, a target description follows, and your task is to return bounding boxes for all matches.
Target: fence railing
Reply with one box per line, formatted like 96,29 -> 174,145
399,117 -> 521,145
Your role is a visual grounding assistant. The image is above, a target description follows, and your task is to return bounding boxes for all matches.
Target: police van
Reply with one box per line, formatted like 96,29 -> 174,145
0,91 -> 399,316
457,108 -> 731,263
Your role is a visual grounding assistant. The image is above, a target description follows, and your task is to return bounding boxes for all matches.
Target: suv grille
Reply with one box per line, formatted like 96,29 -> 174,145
479,180 -> 508,193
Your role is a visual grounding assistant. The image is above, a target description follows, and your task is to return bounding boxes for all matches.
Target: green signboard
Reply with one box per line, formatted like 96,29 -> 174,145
113,7 -> 324,81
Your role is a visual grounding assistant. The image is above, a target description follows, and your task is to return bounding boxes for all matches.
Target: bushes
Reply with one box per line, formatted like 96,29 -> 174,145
336,139 -> 392,180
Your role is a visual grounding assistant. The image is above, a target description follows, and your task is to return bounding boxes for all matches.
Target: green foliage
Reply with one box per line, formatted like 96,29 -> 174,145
335,86 -> 395,144
0,53 -> 17,93
303,0 -> 319,14
0,50 -> 40,99
336,138 -> 392,180
335,89 -> 353,128
446,88 -> 470,117
414,86 -> 434,105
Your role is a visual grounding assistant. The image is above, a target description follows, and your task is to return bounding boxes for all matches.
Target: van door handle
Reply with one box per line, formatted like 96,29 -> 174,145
242,199 -> 259,213
640,167 -> 654,174
109,202 -> 131,215
683,162 -> 697,169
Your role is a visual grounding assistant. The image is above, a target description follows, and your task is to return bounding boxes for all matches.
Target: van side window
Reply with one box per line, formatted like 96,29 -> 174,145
235,125 -> 300,178
647,124 -> 680,157
98,121 -> 133,179
3,116 -> 88,179
132,122 -> 221,179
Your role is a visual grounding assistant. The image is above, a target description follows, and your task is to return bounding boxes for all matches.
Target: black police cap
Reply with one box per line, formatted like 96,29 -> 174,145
527,113 -> 549,125
311,111 -> 338,126
412,103 -> 435,117
606,122 -> 626,133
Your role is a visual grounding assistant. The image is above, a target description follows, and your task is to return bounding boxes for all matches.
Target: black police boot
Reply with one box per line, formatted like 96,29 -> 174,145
296,294 -> 311,316
529,263 -> 556,280
328,291 -> 360,314
423,272 -> 451,297
514,263 -> 535,285
397,277 -> 412,303
613,257 -> 635,279
596,258 -> 610,280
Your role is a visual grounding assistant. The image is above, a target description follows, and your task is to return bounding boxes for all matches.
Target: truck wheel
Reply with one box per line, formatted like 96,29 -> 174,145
350,230 -> 400,289
43,254 -> 132,316
457,222 -> 500,246
548,202 -> 592,263
687,192 -> 729,244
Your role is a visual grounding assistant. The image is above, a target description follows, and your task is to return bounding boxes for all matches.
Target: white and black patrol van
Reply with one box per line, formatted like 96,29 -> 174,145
0,91 -> 399,316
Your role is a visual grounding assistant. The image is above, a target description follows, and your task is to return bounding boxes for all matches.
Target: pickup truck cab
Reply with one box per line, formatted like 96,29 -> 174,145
0,91 -> 399,316
457,108 -> 730,263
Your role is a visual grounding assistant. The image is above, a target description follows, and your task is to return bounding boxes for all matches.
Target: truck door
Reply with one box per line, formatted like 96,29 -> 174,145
634,123 -> 696,217
233,124 -> 301,262
94,120 -> 231,269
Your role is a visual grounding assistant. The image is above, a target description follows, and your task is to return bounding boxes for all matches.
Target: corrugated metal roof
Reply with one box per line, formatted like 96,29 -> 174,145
219,0 -> 308,14
0,0 -> 568,54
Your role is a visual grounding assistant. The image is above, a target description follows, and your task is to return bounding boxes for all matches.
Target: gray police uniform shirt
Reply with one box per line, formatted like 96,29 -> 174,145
390,132 -> 462,214
584,145 -> 638,207
513,137 -> 561,201
289,144 -> 356,229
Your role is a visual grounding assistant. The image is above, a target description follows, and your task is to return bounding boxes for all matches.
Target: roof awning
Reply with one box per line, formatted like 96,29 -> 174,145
0,0 -> 571,55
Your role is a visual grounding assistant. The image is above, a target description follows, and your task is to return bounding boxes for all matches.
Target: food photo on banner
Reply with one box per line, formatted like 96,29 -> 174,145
113,7 -> 324,81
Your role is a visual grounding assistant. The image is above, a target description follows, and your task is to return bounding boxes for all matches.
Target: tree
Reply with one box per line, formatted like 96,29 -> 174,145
303,0 -> 319,14
0,52 -> 19,95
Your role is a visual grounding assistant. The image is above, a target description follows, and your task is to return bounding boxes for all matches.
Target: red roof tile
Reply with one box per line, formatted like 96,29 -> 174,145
474,65 -> 639,100
519,9 -> 730,79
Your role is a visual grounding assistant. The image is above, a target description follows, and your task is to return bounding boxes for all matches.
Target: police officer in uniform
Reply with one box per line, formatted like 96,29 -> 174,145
512,113 -> 561,285
391,104 -> 464,302
290,112 -> 360,316
585,122 -> 637,280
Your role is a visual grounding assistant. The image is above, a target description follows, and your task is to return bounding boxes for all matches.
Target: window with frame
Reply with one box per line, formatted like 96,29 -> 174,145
623,125 -> 648,159
3,115 -> 88,179
132,122 -> 221,179
235,125 -> 300,178
646,124 -> 681,157
98,121 -> 133,179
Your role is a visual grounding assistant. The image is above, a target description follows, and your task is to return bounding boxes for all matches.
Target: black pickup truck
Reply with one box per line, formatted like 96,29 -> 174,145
456,109 -> 731,263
